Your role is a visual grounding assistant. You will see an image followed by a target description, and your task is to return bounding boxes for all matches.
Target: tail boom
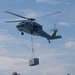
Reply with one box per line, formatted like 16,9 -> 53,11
50,35 -> 62,40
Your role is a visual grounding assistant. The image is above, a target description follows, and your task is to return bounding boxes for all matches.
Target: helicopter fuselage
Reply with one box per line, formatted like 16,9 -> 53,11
16,21 -> 62,43
16,21 -> 51,39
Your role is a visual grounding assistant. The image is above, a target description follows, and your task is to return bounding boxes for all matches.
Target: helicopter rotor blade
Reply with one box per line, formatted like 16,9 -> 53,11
50,24 -> 58,32
5,11 -> 28,19
5,11 -> 61,21
38,11 -> 61,18
5,20 -> 26,23
54,24 -> 56,30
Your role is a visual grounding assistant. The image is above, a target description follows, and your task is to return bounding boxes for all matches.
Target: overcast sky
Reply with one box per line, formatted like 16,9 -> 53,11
0,0 -> 75,75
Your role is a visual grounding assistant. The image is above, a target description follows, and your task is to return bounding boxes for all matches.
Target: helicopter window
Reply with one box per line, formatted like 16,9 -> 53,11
39,26 -> 42,30
22,21 -> 25,23
33,25 -> 38,32
26,22 -> 28,25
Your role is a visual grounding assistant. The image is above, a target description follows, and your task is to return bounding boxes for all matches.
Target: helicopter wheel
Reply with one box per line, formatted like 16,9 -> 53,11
31,30 -> 33,34
49,40 -> 50,43
21,32 -> 24,35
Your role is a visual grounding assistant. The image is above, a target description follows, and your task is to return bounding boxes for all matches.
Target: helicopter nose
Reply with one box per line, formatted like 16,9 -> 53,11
16,25 -> 21,29
16,25 -> 21,30
16,25 -> 19,28
16,25 -> 23,31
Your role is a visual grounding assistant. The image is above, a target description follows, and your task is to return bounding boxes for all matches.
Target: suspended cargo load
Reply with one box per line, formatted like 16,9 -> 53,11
29,49 -> 39,66
12,72 -> 20,75
29,58 -> 39,66
29,34 -> 39,66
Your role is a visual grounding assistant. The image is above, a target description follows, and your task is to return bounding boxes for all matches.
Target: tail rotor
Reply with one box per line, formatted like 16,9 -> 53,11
51,24 -> 58,32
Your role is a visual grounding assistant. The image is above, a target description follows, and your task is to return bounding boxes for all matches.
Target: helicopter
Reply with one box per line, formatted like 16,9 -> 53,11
5,11 -> 62,43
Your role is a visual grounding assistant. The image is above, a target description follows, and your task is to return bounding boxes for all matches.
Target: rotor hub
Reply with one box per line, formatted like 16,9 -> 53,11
28,18 -> 35,21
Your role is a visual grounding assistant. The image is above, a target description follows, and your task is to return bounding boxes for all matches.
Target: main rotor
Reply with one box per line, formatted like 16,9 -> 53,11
5,11 -> 61,23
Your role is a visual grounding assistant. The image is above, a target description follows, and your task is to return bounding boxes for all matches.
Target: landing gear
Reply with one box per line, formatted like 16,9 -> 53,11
21,32 -> 24,35
49,40 -> 50,43
31,30 -> 33,34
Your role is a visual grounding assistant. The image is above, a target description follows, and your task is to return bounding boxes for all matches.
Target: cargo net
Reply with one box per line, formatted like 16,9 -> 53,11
29,34 -> 39,66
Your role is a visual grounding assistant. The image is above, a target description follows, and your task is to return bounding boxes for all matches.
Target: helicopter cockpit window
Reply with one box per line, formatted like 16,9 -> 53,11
26,22 -> 28,25
22,21 -> 25,23
21,21 -> 25,26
